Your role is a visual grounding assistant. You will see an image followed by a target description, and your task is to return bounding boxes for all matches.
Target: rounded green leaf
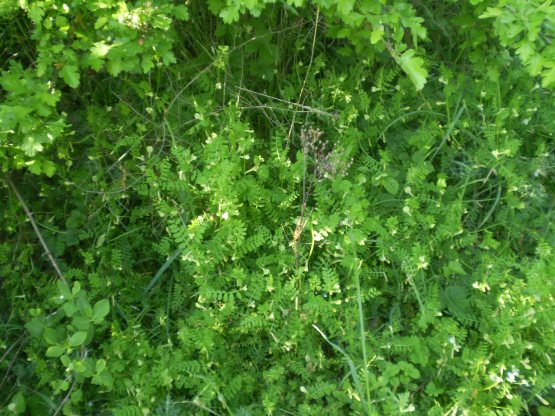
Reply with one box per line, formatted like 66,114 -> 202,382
69,331 -> 87,347
92,299 -> 110,323
95,359 -> 106,373
60,354 -> 71,366
63,301 -> 77,317
25,318 -> 46,338
72,316 -> 91,331
382,177 -> 399,195
46,345 -> 65,357
43,327 -> 65,345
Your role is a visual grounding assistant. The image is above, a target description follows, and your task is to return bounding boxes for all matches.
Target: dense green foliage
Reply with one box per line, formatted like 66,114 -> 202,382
1,0 -> 554,414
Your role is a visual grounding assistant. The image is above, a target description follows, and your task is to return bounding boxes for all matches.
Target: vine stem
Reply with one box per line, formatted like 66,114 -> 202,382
6,176 -> 67,284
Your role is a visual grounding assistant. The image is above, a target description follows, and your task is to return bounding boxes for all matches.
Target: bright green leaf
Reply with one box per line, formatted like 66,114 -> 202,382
219,5 -> 240,23
59,64 -> 80,88
541,66 -> 555,88
91,41 -> 112,58
94,16 -> 108,29
100,371 -> 114,388
398,49 -> 428,91
42,160 -> 56,177
337,0 -> 354,15
21,136 -> 43,157
528,54 -> 544,75
479,7 -> 502,19
27,5 -> 44,25
370,27 -> 384,45
106,59 -> 122,76
27,161 -> 43,175
174,5 -> 189,20
516,41 -> 534,62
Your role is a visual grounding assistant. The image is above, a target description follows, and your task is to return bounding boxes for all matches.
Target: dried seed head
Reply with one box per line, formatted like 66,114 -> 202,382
300,125 -> 352,180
